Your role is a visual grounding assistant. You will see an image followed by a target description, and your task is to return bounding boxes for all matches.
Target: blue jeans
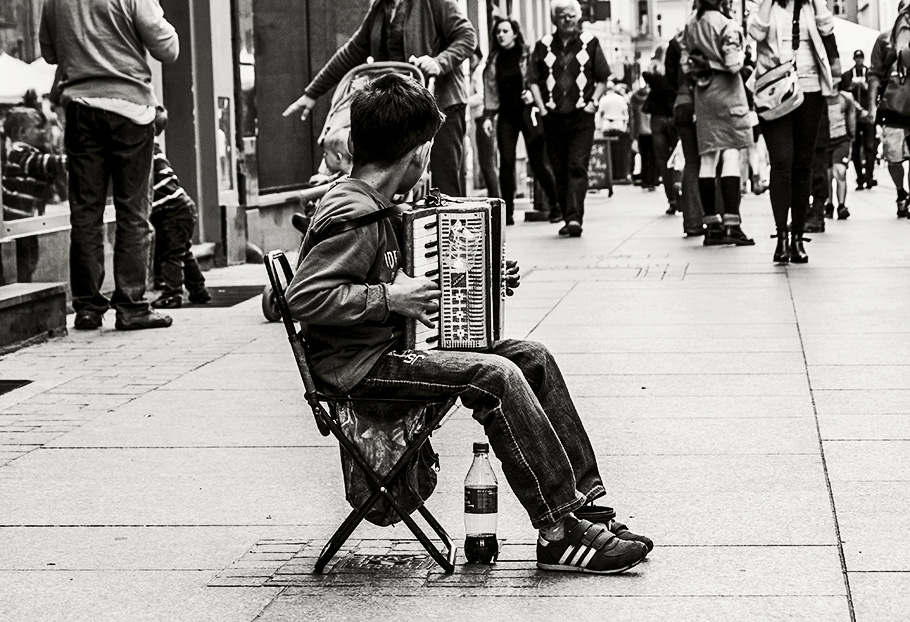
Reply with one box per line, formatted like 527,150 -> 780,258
65,102 -> 154,316
542,110 -> 596,225
348,339 -> 606,529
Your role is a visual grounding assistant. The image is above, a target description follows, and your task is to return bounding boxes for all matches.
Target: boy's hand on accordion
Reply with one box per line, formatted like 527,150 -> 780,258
505,259 -> 521,296
387,270 -> 442,329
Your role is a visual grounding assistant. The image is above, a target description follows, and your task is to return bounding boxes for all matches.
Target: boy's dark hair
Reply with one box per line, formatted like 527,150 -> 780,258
3,107 -> 45,141
349,73 -> 444,167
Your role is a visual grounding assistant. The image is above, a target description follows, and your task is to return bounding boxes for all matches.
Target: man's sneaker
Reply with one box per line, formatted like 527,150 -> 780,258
566,221 -> 583,237
721,224 -> 755,246
537,517 -> 647,574
898,200 -> 909,218
548,210 -> 564,223
74,310 -> 103,330
188,288 -> 213,304
837,205 -> 850,220
152,294 -> 183,309
558,224 -> 570,236
824,202 -> 835,219
115,310 -> 173,331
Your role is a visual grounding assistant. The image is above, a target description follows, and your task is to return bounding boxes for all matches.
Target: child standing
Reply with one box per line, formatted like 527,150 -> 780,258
150,108 -> 211,308
826,77 -> 858,221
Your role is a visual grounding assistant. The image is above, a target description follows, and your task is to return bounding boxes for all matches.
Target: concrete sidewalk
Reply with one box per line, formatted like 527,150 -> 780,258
1,181 -> 909,621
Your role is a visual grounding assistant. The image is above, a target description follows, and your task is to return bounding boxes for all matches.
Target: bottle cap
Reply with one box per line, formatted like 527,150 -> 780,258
473,442 -> 489,454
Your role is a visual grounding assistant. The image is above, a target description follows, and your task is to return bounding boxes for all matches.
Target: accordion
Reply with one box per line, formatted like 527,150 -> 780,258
401,196 -> 507,350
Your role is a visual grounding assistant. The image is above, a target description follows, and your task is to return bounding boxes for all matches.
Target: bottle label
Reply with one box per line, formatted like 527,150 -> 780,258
464,487 -> 498,514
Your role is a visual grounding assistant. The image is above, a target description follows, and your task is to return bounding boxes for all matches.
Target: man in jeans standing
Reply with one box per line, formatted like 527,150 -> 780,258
39,0 -> 179,331
528,0 -> 610,238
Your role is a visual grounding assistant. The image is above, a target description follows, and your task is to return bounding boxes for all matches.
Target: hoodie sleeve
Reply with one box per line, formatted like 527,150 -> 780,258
134,0 -> 179,63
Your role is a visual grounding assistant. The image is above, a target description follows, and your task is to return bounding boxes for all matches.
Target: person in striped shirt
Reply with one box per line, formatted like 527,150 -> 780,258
149,107 -> 211,309
1,107 -> 66,220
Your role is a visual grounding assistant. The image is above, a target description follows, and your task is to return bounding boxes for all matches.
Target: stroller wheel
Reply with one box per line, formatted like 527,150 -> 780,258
262,284 -> 281,322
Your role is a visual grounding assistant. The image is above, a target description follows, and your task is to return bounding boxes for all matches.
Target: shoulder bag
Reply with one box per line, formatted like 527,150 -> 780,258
753,0 -> 803,121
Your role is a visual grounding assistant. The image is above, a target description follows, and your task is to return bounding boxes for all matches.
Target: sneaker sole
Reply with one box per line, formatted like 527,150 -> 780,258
537,555 -> 645,575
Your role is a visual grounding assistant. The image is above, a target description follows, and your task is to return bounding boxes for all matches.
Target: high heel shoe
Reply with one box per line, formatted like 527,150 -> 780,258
772,230 -> 789,263
789,233 -> 809,263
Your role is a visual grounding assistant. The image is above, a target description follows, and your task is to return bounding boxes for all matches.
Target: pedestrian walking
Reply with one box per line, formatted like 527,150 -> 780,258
282,0 -> 476,197
643,47 -> 681,215
528,0 -> 610,238
666,29 -> 706,236
684,0 -> 755,247
481,18 -> 559,226
39,0 -> 179,330
869,4 -> 910,219
808,77 -> 856,233
844,50 -> 877,190
747,0 -> 841,264
630,83 -> 657,191
468,48 -> 501,210
596,82 -> 632,190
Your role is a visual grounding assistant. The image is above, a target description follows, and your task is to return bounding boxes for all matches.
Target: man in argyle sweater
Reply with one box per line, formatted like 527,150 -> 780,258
528,0 -> 610,237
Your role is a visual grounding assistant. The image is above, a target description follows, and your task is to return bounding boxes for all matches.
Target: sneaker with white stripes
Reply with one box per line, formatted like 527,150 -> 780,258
536,517 -> 647,574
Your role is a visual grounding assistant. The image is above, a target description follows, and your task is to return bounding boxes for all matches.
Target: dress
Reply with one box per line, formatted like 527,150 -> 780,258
683,10 -> 753,155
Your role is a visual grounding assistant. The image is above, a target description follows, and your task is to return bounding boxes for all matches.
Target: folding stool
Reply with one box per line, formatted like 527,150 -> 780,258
264,250 -> 457,573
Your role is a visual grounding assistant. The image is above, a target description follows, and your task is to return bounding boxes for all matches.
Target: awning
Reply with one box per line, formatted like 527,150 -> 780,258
0,53 -> 56,104
833,17 -> 882,65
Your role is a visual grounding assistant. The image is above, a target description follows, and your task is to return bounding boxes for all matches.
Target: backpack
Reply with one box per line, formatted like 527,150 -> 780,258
879,12 -> 910,127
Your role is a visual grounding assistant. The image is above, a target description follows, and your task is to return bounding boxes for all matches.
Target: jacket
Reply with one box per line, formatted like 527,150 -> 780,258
39,0 -> 179,108
286,178 -> 403,394
481,44 -> 531,118
747,0 -> 838,96
304,0 -> 476,111
684,10 -> 745,75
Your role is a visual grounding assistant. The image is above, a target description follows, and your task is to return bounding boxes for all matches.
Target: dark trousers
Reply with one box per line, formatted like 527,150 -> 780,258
852,121 -> 877,186
638,134 -> 658,189
676,122 -> 705,232
151,204 -> 206,298
498,107 -> 558,215
758,92 -> 825,234
65,102 -> 154,316
431,103 -> 467,196
473,119 -> 500,200
543,110 -> 596,225
651,114 -> 679,206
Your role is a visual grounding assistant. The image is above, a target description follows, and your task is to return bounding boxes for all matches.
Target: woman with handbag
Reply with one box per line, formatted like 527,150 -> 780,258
481,17 -> 559,226
683,0 -> 755,247
747,0 -> 840,263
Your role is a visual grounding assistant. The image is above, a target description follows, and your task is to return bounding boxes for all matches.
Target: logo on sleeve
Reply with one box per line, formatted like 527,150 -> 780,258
385,250 -> 399,271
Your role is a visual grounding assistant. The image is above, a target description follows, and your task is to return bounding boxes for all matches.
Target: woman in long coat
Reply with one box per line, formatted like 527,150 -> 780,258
684,0 -> 755,246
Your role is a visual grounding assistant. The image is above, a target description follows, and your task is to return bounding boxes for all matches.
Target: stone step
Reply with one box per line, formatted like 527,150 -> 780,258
0,282 -> 67,354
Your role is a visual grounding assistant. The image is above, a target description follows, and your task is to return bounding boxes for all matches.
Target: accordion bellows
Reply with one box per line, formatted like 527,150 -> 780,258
402,197 -> 507,350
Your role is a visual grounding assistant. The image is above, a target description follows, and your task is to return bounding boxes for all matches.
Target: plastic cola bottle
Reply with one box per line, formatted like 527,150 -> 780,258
464,442 -> 499,564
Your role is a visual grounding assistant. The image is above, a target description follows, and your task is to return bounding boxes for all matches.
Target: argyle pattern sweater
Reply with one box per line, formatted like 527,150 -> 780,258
528,31 -> 610,114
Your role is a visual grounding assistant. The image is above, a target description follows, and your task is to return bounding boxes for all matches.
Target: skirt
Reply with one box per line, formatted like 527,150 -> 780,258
693,71 -> 754,155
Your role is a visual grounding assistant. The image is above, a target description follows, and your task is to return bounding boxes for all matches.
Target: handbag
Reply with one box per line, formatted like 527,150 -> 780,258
753,0 -> 803,121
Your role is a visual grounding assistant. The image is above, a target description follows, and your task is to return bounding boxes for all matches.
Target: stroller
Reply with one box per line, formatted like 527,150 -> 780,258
262,61 -> 430,321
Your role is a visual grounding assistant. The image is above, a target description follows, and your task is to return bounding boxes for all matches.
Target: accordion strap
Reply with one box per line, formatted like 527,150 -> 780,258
316,204 -> 404,241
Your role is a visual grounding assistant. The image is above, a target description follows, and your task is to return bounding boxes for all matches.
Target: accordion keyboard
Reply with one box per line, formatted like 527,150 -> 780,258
409,212 -> 442,348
